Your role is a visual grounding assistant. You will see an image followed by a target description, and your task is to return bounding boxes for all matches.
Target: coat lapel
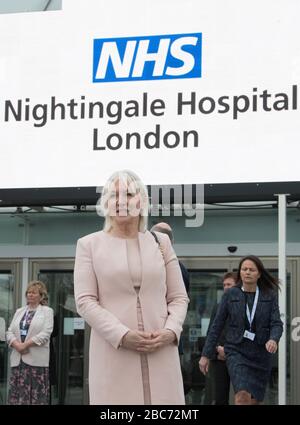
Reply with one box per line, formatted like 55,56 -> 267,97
15,307 -> 26,341
255,288 -> 271,320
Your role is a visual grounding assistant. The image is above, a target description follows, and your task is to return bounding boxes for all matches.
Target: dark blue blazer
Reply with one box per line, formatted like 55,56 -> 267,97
179,261 -> 190,293
202,286 -> 283,359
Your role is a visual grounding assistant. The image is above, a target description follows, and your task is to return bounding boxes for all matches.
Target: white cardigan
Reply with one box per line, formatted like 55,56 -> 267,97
6,304 -> 54,367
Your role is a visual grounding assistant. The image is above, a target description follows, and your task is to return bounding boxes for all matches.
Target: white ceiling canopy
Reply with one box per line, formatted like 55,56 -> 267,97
0,0 -> 61,14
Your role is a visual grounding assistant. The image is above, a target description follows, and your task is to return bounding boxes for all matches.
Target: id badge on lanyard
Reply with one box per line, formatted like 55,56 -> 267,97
21,309 -> 30,337
242,286 -> 259,341
243,330 -> 255,341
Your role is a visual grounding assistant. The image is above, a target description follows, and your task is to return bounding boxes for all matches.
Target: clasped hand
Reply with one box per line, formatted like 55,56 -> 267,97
121,329 -> 176,353
13,341 -> 29,354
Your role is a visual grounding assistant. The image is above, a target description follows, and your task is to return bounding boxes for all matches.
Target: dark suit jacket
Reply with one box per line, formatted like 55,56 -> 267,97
202,286 -> 283,359
49,315 -> 58,385
179,261 -> 190,293
178,261 -> 189,356
206,302 -> 227,360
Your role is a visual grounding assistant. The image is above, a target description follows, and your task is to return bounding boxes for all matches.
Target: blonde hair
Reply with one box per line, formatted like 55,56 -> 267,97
25,280 -> 48,305
99,170 -> 149,232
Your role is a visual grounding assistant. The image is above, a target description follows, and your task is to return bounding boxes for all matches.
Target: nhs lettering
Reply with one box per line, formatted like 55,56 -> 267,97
93,33 -> 202,83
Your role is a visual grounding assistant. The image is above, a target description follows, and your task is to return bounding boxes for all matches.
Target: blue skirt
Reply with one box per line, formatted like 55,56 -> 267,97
225,338 -> 273,402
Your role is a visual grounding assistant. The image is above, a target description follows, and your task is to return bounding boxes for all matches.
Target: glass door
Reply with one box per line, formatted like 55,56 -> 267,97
0,261 -> 20,405
30,260 -> 88,405
290,258 -> 300,405
179,258 -> 230,405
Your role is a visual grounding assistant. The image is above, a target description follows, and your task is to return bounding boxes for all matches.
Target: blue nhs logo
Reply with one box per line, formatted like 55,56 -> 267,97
93,33 -> 202,83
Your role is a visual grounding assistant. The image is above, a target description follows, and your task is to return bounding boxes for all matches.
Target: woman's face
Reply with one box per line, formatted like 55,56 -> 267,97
240,259 -> 261,286
26,287 -> 42,306
107,179 -> 141,224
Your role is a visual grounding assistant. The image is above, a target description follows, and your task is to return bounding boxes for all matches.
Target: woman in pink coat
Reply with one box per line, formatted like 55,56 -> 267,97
74,170 -> 189,405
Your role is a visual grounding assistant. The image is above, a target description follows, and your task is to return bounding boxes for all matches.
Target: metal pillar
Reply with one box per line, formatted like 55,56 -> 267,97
276,194 -> 288,405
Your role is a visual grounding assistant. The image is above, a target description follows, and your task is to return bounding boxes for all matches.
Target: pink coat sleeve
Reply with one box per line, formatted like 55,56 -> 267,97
74,237 -> 130,349
158,233 -> 189,343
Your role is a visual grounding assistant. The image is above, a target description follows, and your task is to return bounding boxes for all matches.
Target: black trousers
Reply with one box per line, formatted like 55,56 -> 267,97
208,360 -> 230,405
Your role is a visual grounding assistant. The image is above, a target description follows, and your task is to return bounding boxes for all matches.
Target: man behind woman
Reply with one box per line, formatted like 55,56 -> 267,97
205,272 -> 237,405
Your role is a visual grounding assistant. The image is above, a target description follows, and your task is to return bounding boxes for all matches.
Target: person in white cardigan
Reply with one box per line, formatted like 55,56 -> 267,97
6,280 -> 54,404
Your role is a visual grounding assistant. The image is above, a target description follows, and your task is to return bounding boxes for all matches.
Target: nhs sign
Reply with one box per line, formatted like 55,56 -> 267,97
93,33 -> 202,83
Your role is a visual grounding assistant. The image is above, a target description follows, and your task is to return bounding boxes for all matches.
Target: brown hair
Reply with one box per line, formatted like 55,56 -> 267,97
223,272 -> 237,283
25,280 -> 48,305
237,255 -> 280,292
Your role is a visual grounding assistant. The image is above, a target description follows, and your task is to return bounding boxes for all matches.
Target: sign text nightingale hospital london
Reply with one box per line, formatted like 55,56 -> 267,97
1,32 -> 299,151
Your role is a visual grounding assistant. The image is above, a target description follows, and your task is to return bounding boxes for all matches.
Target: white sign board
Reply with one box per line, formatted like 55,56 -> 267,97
73,317 -> 85,330
0,0 -> 300,189
63,317 -> 74,335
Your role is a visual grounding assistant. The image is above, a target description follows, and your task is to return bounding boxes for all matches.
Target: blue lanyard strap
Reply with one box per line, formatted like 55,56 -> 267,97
241,286 -> 259,331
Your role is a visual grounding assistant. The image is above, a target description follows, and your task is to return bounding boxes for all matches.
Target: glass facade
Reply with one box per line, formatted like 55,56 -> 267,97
38,269 -> 84,405
0,262 -> 20,405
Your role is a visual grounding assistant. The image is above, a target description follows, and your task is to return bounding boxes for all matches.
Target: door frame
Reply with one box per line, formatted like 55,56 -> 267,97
0,259 -> 22,311
0,259 -> 22,405
29,258 -> 89,405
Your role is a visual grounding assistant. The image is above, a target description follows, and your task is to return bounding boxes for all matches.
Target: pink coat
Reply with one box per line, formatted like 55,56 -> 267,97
74,230 -> 189,405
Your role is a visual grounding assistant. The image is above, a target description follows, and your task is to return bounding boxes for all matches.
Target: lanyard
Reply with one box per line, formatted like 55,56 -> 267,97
242,286 -> 259,331
22,308 -> 32,329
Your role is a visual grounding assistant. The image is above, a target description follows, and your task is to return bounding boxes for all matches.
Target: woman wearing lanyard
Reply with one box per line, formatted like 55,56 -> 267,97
199,255 -> 283,405
6,281 -> 54,404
